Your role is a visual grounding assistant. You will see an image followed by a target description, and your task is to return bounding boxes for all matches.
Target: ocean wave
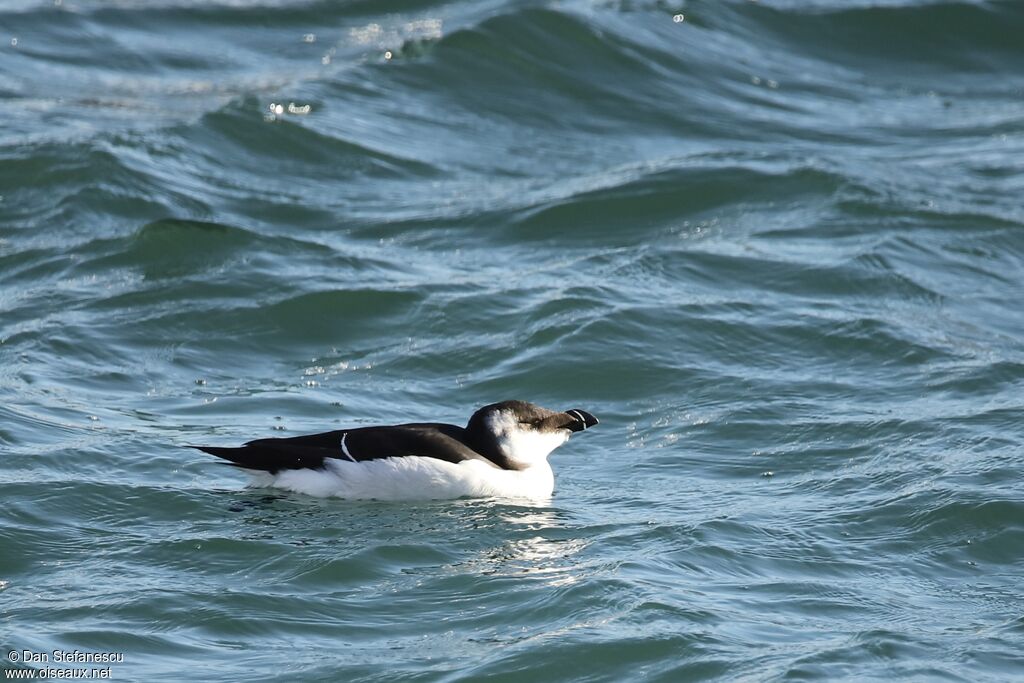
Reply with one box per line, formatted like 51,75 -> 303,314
709,0 -> 1024,73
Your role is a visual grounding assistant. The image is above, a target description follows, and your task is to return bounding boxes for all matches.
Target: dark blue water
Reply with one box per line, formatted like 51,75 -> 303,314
2,0 -> 1023,680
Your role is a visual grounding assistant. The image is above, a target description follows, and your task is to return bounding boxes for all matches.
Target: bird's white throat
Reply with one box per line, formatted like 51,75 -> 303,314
486,410 -> 570,469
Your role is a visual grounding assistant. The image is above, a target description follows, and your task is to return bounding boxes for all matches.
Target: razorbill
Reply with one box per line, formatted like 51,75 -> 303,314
193,400 -> 598,500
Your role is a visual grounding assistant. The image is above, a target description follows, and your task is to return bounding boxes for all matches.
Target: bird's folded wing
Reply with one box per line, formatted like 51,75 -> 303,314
197,423 -> 494,473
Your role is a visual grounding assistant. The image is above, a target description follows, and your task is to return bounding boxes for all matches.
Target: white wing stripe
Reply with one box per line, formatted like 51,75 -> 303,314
340,433 -> 356,462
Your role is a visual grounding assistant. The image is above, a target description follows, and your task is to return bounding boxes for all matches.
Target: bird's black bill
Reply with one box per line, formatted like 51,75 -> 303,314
563,409 -> 598,432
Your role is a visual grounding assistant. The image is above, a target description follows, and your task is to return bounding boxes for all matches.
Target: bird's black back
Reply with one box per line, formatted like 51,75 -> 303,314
193,422 -> 501,474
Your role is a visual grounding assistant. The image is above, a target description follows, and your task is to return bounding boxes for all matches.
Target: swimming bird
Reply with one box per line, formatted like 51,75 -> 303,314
193,400 -> 598,500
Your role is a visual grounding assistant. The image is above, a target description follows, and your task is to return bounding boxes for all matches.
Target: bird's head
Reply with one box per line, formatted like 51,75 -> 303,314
466,400 -> 598,470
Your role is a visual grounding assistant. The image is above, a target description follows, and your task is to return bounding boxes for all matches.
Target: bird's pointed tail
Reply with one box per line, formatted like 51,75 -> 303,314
190,443 -> 331,474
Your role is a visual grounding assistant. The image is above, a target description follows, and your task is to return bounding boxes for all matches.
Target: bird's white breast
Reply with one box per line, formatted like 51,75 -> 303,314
257,456 -> 556,501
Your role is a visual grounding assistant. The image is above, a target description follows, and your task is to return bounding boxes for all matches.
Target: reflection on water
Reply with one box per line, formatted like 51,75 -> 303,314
455,504 -> 590,587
